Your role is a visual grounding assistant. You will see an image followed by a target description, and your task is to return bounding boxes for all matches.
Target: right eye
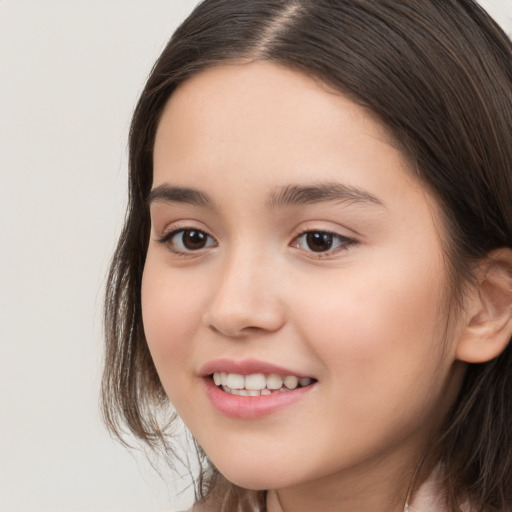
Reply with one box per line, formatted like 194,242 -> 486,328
159,228 -> 217,254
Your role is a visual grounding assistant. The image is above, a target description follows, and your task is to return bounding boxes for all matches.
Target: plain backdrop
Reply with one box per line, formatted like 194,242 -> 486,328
0,1 -> 511,512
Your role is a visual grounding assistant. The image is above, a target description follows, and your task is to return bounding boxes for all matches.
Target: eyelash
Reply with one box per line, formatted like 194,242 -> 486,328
157,228 -> 217,256
292,230 -> 355,255
157,228 -> 355,257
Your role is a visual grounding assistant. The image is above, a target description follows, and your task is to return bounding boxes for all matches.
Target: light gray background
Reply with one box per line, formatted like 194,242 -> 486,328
1,1 -> 511,511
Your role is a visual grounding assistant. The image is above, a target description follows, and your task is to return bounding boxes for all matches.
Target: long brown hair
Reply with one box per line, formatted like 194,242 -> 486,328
102,1 -> 512,510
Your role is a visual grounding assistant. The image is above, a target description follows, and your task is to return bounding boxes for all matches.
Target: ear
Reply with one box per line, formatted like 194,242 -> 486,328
456,248 -> 512,363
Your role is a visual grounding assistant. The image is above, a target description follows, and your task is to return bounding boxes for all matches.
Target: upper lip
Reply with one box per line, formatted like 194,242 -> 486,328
199,358 -> 313,378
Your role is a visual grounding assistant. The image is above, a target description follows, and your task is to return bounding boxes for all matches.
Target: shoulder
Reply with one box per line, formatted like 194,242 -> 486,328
406,466 -> 453,512
406,466 -> 505,512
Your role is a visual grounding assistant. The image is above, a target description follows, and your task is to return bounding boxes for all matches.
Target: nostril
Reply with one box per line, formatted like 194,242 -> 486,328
206,317 -> 274,338
205,309 -> 286,338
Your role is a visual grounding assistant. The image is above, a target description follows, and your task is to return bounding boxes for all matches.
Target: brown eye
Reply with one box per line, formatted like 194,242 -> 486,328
182,230 -> 209,250
165,229 -> 216,253
295,231 -> 352,254
305,232 -> 333,252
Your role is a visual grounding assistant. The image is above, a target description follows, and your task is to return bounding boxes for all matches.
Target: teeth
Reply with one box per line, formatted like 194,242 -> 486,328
226,373 -> 245,390
212,372 -> 314,395
283,375 -> 298,389
245,373 -> 266,390
266,374 -> 283,390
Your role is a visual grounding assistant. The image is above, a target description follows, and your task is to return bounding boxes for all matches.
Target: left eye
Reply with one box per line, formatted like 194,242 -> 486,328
294,231 -> 352,253
163,229 -> 216,253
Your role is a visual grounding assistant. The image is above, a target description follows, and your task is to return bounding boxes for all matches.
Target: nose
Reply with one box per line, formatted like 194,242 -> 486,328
203,250 -> 286,338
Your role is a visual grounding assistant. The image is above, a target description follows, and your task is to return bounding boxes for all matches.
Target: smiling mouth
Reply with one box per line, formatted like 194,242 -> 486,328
211,372 -> 316,396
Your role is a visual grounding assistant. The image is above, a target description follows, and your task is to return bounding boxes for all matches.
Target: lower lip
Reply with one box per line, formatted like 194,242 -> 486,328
203,377 -> 315,419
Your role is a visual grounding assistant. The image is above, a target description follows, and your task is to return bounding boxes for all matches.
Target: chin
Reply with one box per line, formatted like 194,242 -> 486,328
219,473 -> 283,491
212,459 -> 307,491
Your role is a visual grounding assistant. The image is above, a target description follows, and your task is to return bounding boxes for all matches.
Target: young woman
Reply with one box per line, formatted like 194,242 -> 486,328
102,1 -> 512,511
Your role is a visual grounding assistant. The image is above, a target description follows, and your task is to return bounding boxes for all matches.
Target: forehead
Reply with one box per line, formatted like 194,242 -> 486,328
156,63 -> 400,174
156,62 -> 395,153
152,62 -> 436,219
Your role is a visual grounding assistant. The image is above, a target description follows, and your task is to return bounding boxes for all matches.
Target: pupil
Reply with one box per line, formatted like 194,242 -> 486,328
183,230 -> 207,250
306,232 -> 333,252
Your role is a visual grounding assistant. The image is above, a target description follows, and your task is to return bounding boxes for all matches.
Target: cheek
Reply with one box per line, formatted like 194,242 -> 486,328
292,255 -> 449,403
141,259 -> 204,387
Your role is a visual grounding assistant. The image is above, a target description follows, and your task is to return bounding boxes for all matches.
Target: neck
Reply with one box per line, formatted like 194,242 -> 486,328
265,447 -> 436,512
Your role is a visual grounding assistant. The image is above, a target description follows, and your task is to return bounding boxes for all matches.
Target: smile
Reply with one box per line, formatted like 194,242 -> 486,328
212,372 -> 314,396
200,359 -> 317,418
203,368 -> 317,419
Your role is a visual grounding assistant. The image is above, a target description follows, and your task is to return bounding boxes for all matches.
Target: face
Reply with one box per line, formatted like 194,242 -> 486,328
142,62 -> 466,503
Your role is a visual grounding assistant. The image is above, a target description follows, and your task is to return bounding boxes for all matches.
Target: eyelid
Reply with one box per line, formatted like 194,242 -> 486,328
290,228 -> 357,256
154,221 -> 356,258
156,223 -> 217,256
155,219 -> 213,242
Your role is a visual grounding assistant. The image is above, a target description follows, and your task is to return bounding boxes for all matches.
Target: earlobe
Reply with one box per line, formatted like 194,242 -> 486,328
456,248 -> 512,364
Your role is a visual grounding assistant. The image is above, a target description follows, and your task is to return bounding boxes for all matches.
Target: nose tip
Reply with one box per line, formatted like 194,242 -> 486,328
204,300 -> 284,338
203,262 -> 286,338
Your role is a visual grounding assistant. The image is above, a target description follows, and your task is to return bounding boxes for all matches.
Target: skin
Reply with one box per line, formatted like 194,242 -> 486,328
141,62 -> 470,512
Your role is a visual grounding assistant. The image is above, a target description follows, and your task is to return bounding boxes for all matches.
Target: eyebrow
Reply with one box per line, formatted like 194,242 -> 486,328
266,182 -> 384,208
147,184 -> 214,208
147,181 -> 384,210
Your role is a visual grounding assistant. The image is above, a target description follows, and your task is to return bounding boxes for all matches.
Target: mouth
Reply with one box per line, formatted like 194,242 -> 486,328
200,359 -> 317,418
211,372 -> 316,397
